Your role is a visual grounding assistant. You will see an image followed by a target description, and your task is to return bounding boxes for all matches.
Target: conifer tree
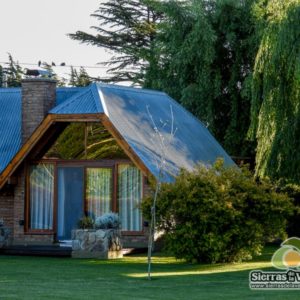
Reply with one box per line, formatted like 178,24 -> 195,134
69,0 -> 163,84
69,67 -> 92,87
4,54 -> 23,87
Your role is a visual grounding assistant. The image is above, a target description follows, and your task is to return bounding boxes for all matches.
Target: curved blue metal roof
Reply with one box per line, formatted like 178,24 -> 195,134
0,83 -> 234,181
96,83 -> 234,181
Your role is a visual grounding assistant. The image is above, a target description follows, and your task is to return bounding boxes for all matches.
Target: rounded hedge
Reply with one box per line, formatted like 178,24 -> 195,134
142,160 -> 293,263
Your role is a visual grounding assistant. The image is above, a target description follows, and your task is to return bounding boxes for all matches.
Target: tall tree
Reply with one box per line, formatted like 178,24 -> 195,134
249,0 -> 300,182
69,0 -> 163,84
69,67 -> 92,87
0,65 -> 3,88
144,0 -> 258,157
3,54 -> 23,87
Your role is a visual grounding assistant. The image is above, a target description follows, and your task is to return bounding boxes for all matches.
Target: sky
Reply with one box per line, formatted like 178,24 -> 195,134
0,0 -> 112,80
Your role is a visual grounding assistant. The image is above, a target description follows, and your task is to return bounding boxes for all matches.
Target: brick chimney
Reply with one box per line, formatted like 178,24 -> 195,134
21,78 -> 56,144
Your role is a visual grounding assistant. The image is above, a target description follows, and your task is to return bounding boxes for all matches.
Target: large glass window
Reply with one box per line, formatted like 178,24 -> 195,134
28,162 -> 144,234
29,163 -> 54,230
86,168 -> 112,219
118,164 -> 143,231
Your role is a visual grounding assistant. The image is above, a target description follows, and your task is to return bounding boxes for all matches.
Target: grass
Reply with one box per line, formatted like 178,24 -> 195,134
0,245 -> 299,299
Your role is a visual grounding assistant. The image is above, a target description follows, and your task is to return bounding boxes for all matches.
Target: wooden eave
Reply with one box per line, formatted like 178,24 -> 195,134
0,113 -> 152,189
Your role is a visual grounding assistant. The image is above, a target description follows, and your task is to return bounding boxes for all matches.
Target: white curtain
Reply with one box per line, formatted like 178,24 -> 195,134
86,168 -> 112,219
30,163 -> 54,230
118,164 -> 142,231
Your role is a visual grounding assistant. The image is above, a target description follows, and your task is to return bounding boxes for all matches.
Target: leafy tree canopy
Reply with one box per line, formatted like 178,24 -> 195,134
144,0 -> 258,157
249,0 -> 300,183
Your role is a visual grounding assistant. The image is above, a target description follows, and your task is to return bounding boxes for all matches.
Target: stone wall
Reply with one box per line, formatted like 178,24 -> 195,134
72,229 -> 123,259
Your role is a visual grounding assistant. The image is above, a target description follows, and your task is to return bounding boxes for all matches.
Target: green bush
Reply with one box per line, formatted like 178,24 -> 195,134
142,160 -> 293,263
78,216 -> 94,229
277,183 -> 300,237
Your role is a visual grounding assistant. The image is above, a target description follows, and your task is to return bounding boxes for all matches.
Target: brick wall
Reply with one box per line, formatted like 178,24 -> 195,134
12,167 -> 54,245
0,193 -> 14,229
22,79 -> 56,143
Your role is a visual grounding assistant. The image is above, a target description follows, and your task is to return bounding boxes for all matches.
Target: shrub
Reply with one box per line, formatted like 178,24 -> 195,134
95,212 -> 120,229
277,183 -> 300,237
78,216 -> 94,229
142,160 -> 293,263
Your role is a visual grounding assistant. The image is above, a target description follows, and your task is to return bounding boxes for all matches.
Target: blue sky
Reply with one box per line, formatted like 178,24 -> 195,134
0,0 -> 111,80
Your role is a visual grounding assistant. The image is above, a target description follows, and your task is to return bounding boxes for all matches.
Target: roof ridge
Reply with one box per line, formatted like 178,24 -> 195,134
96,82 -> 166,96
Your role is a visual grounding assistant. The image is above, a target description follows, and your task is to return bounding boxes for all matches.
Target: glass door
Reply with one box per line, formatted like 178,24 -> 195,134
57,166 -> 84,240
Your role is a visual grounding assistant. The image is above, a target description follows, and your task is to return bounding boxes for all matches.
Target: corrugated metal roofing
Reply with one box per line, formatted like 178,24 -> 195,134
51,82 -> 235,180
0,87 -> 84,173
0,88 -> 22,174
50,85 -> 103,114
56,87 -> 86,105
0,82 -> 234,181
96,83 -> 235,181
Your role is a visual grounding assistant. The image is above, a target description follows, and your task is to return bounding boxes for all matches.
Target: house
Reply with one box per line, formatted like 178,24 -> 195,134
0,78 -> 234,251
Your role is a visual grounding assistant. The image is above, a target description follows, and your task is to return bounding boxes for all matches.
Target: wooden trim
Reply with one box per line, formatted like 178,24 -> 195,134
25,160 -> 147,236
0,112 -> 152,189
0,114 -> 55,189
52,114 -> 101,122
113,164 -> 118,213
32,158 -> 131,166
24,162 -> 30,233
53,162 -> 58,241
25,161 -> 56,234
99,114 -> 151,178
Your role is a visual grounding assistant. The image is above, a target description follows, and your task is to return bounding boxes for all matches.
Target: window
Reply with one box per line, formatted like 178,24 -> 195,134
27,162 -> 144,235
118,164 -> 143,231
86,168 -> 112,219
29,163 -> 54,230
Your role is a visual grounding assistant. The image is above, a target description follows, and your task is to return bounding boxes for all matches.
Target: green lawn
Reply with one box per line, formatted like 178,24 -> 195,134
0,246 -> 299,299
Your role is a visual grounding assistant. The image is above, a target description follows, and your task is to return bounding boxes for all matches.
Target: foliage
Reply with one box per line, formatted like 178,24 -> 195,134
95,212 -> 120,229
142,160 -> 293,263
0,65 -> 3,87
249,0 -> 300,182
45,123 -> 127,160
41,62 -> 67,87
144,0 -> 258,157
2,53 -> 23,87
70,0 -> 259,157
69,66 -> 92,87
78,216 -> 95,229
69,0 -> 163,84
277,183 -> 300,237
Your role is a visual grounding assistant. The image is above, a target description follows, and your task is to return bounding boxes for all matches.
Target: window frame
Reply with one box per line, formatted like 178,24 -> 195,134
25,159 -> 145,236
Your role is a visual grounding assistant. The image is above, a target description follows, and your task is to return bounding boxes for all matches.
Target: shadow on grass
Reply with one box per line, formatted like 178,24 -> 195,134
1,244 -> 299,300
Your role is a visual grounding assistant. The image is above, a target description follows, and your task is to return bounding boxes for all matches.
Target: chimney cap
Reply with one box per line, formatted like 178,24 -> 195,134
21,78 -> 57,84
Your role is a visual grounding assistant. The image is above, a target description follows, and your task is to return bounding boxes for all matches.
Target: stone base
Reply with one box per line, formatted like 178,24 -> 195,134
71,229 -> 123,259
